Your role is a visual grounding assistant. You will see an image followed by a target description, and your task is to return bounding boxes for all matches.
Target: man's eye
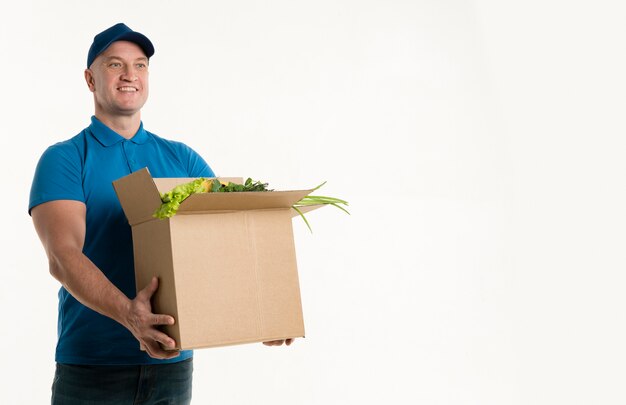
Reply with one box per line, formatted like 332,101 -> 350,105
109,63 -> 122,68
136,64 -> 146,69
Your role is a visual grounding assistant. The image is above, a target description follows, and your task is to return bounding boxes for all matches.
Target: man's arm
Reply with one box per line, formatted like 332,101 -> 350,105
31,200 -> 179,360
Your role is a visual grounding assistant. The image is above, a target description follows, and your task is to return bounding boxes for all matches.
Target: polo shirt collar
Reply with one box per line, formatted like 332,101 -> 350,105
89,116 -> 150,146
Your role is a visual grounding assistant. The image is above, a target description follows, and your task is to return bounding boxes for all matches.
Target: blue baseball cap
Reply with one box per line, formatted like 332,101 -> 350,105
87,23 -> 154,68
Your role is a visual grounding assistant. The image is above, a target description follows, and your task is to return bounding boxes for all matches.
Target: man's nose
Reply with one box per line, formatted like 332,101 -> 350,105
120,66 -> 138,81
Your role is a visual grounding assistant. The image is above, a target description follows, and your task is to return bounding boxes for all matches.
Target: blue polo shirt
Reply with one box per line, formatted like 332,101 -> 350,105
29,116 -> 215,365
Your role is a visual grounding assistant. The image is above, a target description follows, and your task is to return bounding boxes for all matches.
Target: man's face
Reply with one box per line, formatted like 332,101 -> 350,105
85,41 -> 149,118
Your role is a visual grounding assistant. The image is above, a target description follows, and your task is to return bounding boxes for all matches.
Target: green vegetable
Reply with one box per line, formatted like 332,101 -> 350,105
153,177 -> 349,232
216,178 -> 272,193
153,177 -> 211,219
153,178 -> 272,219
291,182 -> 350,232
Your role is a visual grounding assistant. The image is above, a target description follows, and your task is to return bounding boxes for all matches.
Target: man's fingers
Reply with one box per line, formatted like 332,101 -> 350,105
142,340 -> 180,360
137,330 -> 179,359
263,339 -> 292,346
141,330 -> 179,359
151,330 -> 177,350
152,314 -> 175,326
137,276 -> 159,300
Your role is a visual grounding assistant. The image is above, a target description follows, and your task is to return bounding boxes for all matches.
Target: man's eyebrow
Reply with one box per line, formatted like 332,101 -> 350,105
101,56 -> 149,63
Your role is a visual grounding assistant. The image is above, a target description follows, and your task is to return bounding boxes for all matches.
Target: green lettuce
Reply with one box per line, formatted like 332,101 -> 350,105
153,178 -> 210,219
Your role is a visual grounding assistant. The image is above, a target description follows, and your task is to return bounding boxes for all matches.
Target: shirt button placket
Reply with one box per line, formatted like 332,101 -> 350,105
122,141 -> 138,172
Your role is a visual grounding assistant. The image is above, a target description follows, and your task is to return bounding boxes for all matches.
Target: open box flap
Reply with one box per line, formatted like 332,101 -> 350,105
112,168 -> 162,226
177,189 -> 314,213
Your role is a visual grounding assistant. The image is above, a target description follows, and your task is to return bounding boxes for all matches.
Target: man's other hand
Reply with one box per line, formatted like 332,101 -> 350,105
263,338 -> 294,346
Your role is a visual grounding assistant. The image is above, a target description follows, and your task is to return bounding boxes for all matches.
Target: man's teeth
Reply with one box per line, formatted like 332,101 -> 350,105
119,87 -> 137,92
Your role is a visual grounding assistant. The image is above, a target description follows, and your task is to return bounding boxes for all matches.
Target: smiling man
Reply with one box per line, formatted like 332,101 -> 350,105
29,23 -> 292,405
86,43 -> 150,129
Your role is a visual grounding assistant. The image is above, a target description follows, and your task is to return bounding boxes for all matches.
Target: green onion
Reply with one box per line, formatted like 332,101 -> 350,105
292,193 -> 350,233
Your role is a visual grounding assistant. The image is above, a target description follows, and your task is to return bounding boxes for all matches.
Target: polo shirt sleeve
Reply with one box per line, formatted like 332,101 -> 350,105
29,142 -> 85,215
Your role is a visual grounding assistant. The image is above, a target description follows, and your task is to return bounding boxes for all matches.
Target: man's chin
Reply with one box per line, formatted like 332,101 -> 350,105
114,104 -> 146,116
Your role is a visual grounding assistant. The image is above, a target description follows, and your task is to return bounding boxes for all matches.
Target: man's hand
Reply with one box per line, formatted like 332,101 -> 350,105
263,338 -> 295,346
123,276 -> 180,360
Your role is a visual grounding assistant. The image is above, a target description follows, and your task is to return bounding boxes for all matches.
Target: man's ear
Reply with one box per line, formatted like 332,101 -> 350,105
84,69 -> 95,92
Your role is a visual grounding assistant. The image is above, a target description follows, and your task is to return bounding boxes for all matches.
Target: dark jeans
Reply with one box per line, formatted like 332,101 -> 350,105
51,358 -> 193,405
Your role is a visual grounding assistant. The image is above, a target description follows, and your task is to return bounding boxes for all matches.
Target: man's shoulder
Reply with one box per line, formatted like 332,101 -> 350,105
145,130 -> 198,154
142,129 -> 212,177
39,128 -> 90,162
146,130 -> 187,146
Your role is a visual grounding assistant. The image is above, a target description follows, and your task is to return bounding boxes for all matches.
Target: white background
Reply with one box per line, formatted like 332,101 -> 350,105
2,1 -> 626,404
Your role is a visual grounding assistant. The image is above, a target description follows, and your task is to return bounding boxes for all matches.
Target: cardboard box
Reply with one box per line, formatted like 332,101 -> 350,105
113,168 -> 320,350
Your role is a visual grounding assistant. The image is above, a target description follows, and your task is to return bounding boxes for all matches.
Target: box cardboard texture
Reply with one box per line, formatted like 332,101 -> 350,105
113,168 -> 320,350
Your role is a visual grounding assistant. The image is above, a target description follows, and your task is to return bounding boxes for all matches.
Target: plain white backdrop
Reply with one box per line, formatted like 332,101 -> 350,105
2,0 -> 626,404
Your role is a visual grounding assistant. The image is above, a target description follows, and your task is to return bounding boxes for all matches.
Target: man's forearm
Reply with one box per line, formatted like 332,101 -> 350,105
48,247 -> 131,327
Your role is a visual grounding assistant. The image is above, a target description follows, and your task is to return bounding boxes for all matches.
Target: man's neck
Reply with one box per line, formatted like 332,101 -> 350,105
94,113 -> 142,139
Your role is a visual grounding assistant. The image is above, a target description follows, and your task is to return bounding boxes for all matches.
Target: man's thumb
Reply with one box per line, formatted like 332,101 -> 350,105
140,276 -> 159,298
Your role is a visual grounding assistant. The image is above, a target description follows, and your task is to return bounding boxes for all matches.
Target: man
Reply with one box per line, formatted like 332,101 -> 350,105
29,23 -> 291,404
